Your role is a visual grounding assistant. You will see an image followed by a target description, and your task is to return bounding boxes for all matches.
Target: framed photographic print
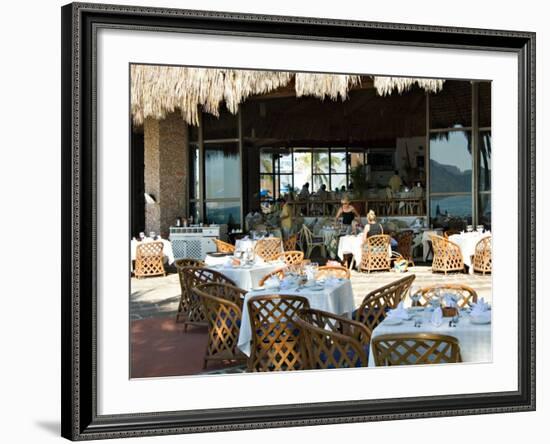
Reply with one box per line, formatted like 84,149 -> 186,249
61,2 -> 536,440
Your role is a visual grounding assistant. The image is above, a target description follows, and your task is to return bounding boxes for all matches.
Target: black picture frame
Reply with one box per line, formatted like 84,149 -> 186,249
61,2 -> 536,440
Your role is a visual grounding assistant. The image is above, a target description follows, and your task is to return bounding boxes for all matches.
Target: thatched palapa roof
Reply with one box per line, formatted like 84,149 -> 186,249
130,65 -> 444,126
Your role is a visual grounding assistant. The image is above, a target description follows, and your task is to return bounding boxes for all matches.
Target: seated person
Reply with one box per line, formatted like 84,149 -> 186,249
388,170 -> 403,193
298,182 -> 310,199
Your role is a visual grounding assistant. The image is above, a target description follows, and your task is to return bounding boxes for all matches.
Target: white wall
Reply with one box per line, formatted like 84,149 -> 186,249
0,1 -> 546,443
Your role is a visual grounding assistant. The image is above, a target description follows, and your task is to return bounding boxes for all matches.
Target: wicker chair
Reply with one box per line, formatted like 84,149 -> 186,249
430,235 -> 465,274
294,308 -> 371,369
134,241 -> 165,278
247,295 -> 310,371
298,224 -> 326,259
413,284 -> 478,309
193,283 -> 247,368
473,236 -> 492,275
254,238 -> 283,261
354,274 -> 416,332
175,266 -> 236,330
396,230 -> 415,266
277,251 -> 304,266
174,258 -> 205,269
258,268 -> 288,287
316,266 -> 350,280
283,234 -> 298,251
371,333 -> 462,366
360,234 -> 391,273
213,239 -> 235,254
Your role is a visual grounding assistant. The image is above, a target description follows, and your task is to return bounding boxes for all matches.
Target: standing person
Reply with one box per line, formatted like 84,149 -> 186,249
362,210 -> 384,241
279,196 -> 293,238
335,197 -> 360,235
388,170 -> 403,193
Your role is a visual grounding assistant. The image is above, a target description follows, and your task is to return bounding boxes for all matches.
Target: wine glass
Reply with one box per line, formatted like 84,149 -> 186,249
409,285 -> 421,307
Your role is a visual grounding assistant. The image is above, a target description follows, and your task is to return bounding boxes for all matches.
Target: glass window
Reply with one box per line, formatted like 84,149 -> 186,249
368,151 -> 395,171
279,175 -> 293,197
260,175 -> 274,200
260,152 -> 273,173
349,151 -> 365,170
206,201 -> 241,229
331,174 -> 347,191
429,131 -> 472,193
430,80 -> 472,129
312,175 -> 327,192
479,193 -> 491,230
430,195 -> 472,229
478,82 -> 492,128
202,108 -> 238,140
313,149 -> 329,174
331,150 -> 347,174
189,144 -> 200,200
479,131 -> 491,192
189,201 -> 200,224
278,151 -> 292,173
205,143 -> 240,199
293,150 -> 312,191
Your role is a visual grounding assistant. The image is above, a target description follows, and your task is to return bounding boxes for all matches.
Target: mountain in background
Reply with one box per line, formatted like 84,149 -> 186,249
430,159 -> 472,193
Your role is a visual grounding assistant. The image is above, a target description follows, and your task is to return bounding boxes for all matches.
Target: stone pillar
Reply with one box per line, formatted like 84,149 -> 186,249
144,112 -> 188,238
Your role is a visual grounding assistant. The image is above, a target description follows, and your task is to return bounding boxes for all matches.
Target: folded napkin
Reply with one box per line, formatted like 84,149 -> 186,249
471,297 -> 490,316
386,302 -> 410,320
430,307 -> 443,327
443,293 -> 458,308
264,276 -> 280,289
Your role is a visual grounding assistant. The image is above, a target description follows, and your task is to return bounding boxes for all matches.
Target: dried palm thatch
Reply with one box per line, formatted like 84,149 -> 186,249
131,65 -> 444,126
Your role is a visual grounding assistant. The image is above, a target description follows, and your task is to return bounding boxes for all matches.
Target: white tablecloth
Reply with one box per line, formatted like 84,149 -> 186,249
204,253 -> 233,267
237,279 -> 355,356
337,235 -> 364,267
449,232 -> 491,273
422,230 -> 443,261
205,262 -> 283,291
130,238 -> 174,270
368,308 -> 492,366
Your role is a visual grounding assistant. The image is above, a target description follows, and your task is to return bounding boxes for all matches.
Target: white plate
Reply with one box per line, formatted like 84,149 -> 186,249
469,315 -> 491,324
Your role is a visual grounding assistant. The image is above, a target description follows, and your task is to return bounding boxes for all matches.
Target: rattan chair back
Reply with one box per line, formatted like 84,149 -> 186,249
430,234 -> 464,274
360,234 -> 391,272
354,274 -> 416,331
254,237 -> 283,261
277,250 -> 304,266
193,283 -> 247,368
316,266 -> 350,280
175,266 -> 236,330
174,258 -> 205,269
295,308 -> 370,369
473,236 -> 492,275
247,294 -> 310,371
134,241 -> 165,278
283,234 -> 298,251
414,284 -> 478,308
371,333 -> 462,366
213,239 -> 235,254
396,230 -> 415,266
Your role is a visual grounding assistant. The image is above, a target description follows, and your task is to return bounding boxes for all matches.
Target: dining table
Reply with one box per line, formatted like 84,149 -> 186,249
368,307 -> 492,366
203,258 -> 285,291
237,279 -> 355,357
449,231 -> 492,273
